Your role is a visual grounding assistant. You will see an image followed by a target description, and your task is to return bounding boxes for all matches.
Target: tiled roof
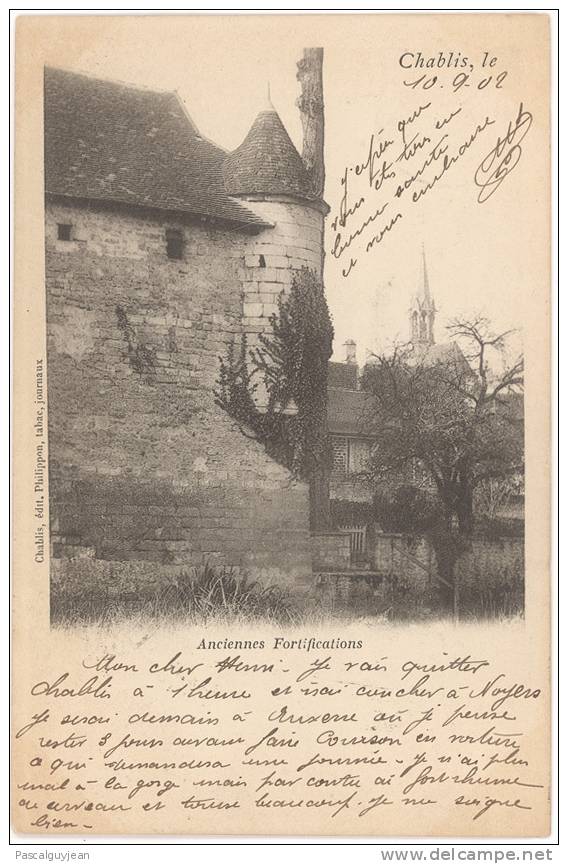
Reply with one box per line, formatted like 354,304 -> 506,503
328,361 -> 358,390
223,106 -> 316,200
328,388 -> 372,437
44,67 -> 270,230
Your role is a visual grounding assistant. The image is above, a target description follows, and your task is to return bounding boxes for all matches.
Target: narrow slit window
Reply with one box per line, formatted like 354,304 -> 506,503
57,224 -> 72,241
259,254 -> 266,268
166,229 -> 183,260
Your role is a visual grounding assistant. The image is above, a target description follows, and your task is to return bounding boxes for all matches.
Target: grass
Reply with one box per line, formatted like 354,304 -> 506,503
51,561 -> 524,629
51,562 -> 303,628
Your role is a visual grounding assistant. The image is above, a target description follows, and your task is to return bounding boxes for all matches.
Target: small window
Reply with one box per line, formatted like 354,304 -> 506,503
57,223 -> 72,241
259,254 -> 266,268
166,229 -> 183,260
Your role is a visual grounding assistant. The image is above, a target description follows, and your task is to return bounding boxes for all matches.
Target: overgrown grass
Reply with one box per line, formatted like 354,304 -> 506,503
51,563 -> 302,628
153,565 -> 301,624
315,569 -> 524,623
51,560 -> 524,629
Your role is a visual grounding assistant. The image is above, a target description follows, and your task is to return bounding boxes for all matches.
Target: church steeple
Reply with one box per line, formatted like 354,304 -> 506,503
409,246 -> 436,345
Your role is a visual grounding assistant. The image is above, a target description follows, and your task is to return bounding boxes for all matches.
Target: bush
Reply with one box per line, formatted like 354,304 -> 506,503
373,485 -> 441,534
474,515 -> 524,538
154,564 -> 300,624
330,499 -> 374,528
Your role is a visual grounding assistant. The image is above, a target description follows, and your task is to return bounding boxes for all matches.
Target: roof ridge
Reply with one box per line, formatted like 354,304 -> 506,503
44,65 -> 176,98
170,88 -> 202,139
44,67 -> 271,229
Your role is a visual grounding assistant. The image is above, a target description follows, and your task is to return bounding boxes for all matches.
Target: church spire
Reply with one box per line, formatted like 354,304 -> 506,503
421,243 -> 431,302
409,246 -> 436,345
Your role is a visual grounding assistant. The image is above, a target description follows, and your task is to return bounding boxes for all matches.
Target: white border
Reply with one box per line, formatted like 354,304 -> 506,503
6,4 -> 560,854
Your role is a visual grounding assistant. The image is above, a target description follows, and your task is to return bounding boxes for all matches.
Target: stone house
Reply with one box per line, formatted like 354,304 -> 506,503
44,52 -> 328,590
329,251 -> 471,508
328,250 -> 524,556
328,348 -> 374,505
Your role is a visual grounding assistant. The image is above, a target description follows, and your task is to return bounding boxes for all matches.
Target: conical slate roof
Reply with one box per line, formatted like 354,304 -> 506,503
223,106 -> 316,200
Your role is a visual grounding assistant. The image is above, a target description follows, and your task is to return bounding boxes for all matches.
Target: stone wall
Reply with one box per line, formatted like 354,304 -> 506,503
45,200 -> 311,590
314,532 -> 524,619
241,198 -> 324,346
372,532 -> 524,593
454,536 -> 524,589
311,532 -> 351,572
373,533 -> 435,589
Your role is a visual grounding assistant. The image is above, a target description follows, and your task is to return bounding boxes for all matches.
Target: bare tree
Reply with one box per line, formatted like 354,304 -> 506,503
474,475 -> 524,521
360,316 -> 524,535
445,315 -> 524,406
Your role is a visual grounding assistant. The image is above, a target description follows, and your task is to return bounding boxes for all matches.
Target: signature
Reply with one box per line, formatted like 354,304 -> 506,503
474,103 -> 533,203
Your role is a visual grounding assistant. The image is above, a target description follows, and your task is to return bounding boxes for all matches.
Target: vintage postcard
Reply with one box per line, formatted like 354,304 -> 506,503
12,12 -> 552,838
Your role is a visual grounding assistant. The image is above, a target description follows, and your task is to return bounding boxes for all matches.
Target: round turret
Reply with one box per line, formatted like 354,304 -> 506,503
223,103 -> 316,202
223,101 -> 328,349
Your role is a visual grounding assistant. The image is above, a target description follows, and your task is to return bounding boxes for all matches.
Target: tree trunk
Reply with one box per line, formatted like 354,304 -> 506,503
296,47 -> 325,198
309,467 -> 331,531
438,488 -> 455,532
456,485 -> 474,535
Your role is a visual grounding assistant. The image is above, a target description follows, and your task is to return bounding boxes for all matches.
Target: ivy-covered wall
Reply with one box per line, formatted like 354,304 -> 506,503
45,200 -> 311,585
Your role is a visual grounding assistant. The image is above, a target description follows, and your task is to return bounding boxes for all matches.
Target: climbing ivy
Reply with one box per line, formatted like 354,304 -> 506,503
115,304 -> 156,377
215,267 -> 334,524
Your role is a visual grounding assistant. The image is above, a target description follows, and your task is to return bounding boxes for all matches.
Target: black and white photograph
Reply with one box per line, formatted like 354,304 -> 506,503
42,34 -> 525,627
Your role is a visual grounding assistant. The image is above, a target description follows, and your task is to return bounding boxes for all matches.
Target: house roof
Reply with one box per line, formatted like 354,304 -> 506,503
44,67 -> 271,230
328,387 -> 372,436
223,106 -> 316,201
328,361 -> 358,390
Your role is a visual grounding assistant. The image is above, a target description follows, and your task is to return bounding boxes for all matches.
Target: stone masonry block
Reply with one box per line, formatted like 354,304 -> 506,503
252,243 -> 288,257
243,302 -> 263,318
262,255 -> 289,269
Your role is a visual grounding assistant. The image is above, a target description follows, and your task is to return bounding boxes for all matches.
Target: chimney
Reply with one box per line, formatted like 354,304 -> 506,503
344,339 -> 357,365
296,47 -> 325,198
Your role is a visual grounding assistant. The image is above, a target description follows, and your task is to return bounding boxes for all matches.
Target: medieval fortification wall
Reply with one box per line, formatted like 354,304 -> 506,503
45,200 -> 313,587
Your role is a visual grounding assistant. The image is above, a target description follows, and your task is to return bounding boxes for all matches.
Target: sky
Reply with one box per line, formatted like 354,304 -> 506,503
32,13 -> 549,369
